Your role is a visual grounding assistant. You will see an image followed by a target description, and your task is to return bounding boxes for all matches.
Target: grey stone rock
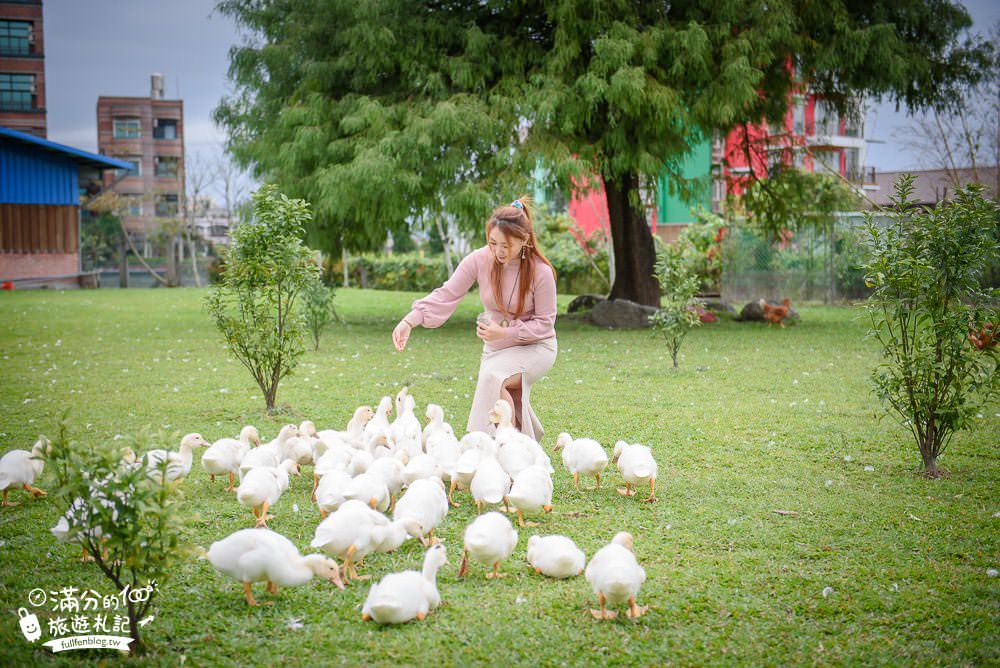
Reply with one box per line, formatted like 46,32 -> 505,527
589,298 -> 658,328
567,294 -> 606,313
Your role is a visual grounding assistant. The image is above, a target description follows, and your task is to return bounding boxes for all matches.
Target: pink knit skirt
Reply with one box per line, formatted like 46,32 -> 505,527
466,337 -> 558,443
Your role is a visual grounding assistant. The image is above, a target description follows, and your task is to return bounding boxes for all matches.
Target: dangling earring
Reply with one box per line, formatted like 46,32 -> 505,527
521,246 -> 526,259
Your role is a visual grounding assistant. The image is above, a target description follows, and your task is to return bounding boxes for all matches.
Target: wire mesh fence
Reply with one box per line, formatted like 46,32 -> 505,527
719,213 -> 875,304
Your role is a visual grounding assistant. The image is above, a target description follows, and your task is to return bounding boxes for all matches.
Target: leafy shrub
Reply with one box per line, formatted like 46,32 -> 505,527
863,177 -> 999,475
205,185 -> 319,411
651,239 -> 702,368
302,279 -> 339,350
46,420 -> 187,653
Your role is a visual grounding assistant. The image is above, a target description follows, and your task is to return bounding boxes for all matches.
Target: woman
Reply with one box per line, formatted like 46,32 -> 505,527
391,199 -> 557,441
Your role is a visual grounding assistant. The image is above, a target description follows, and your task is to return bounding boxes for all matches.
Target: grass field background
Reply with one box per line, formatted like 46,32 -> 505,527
0,287 -> 997,666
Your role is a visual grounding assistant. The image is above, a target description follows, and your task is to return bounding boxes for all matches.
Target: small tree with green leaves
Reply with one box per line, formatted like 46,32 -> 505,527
863,176 -> 1000,476
302,277 -> 340,351
46,420 -> 187,654
206,185 -> 319,411
651,240 -> 703,368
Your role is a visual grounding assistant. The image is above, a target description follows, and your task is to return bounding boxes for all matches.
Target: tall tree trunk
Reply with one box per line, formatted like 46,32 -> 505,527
605,172 -> 660,307
119,229 -> 129,288
435,215 -> 454,276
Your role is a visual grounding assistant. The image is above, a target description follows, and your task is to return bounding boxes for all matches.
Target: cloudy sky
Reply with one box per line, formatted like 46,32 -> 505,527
43,0 -> 1000,203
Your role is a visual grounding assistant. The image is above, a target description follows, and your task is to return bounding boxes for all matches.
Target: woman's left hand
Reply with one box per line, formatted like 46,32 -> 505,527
476,320 -> 507,342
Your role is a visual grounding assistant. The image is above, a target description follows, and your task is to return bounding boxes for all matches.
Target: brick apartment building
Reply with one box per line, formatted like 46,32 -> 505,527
0,0 -> 46,137
97,74 -> 184,254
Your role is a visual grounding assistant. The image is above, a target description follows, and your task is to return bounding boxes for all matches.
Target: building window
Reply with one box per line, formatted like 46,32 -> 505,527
155,193 -> 179,217
793,99 -> 805,135
154,156 -> 179,178
124,196 -> 142,216
115,157 -> 141,178
153,119 -> 178,140
813,100 -> 838,136
0,20 -> 32,56
113,118 -> 141,139
0,73 -> 34,111
843,148 -> 859,180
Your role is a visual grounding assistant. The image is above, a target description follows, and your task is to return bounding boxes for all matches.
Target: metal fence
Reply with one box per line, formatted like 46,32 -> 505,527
720,213 -> 877,304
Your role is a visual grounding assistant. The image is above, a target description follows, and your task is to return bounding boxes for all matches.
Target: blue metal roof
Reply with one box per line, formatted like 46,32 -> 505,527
0,125 -> 132,170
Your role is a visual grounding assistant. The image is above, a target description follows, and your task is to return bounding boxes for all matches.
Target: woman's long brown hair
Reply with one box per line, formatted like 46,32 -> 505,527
486,196 -> 557,321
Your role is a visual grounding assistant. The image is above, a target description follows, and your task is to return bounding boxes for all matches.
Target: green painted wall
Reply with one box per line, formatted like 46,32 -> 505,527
657,139 -> 712,224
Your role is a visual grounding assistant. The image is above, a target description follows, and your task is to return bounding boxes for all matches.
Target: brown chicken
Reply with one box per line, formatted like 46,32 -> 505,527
969,323 -> 996,351
760,298 -> 792,327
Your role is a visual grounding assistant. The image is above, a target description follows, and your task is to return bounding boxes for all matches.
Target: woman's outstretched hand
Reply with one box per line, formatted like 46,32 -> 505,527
392,320 -> 412,351
476,320 -> 506,342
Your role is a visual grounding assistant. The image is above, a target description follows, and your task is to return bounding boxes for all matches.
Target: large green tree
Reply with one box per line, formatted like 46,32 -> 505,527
215,0 -> 990,306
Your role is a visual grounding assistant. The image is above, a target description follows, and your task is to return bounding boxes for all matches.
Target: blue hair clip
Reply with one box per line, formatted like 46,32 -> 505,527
511,199 -> 524,209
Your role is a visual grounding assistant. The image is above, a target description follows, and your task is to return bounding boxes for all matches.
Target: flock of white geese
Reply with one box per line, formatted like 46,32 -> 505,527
1,386 -> 660,623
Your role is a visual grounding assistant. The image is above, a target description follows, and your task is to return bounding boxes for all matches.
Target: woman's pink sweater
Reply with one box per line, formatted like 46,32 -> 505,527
405,246 -> 557,351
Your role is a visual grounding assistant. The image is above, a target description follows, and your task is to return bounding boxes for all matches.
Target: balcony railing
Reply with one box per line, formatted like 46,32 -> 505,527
845,166 -> 877,186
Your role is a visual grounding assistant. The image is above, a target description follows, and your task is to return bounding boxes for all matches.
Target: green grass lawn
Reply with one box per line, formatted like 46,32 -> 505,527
0,287 -> 997,666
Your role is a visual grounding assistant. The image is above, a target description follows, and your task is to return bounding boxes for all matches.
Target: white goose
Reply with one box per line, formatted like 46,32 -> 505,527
554,432 -> 609,489
469,440 -> 511,514
402,453 -> 442,486
421,404 -> 452,448
310,499 -> 389,581
459,511 -> 518,579
202,426 -> 260,491
390,389 -> 422,451
393,477 -> 449,546
448,447 -> 483,507
207,528 -> 343,606
426,428 -> 460,482
506,464 -> 554,527
366,456 -> 405,507
236,459 -> 299,527
144,433 -> 211,484
363,396 -> 394,450
240,424 -> 298,478
585,532 -> 648,620
314,469 -> 353,517
490,400 -> 553,473
312,442 -> 353,500
613,440 -> 659,503
362,543 -> 447,624
343,472 -> 391,512
0,436 -> 49,507
526,535 -> 586,579
316,405 -> 374,455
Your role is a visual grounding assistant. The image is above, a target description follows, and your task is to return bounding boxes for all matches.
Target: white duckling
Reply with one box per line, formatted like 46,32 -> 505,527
448,447 -> 483,507
312,441 -> 353,500
362,543 -> 447,624
393,477 -> 449,546
527,535 -> 586,579
613,440 -> 659,503
390,390 -> 422,449
367,455 -> 405,507
363,396 -> 394,449
371,517 -> 423,553
490,400 -> 553,473
458,511 -> 518,579
144,433 -> 211,484
311,499 -> 389,581
460,431 -> 496,453
0,435 -> 49,506
202,425 -> 260,491
402,453 -> 442,486
240,424 -> 298,477
236,459 -> 299,527
347,448 -> 374,477
421,404 -> 452,448
314,469 -> 353,517
585,532 -> 648,620
317,405 -> 375,455
506,464 -> 554,527
554,432 -> 609,490
207,528 -> 344,606
343,472 -> 391,512
469,440 -> 511,514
